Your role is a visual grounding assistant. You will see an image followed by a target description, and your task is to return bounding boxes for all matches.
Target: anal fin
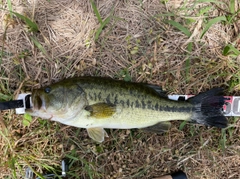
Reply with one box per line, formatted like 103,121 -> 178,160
141,122 -> 171,134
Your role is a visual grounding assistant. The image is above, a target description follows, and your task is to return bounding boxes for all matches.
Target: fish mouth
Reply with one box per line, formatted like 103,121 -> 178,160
32,94 -> 46,111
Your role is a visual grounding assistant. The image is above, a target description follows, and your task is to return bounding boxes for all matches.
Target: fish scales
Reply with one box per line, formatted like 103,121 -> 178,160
27,77 -> 228,142
78,77 -> 193,112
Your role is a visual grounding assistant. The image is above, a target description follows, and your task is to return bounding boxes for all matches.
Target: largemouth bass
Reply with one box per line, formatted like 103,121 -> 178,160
27,77 -> 227,142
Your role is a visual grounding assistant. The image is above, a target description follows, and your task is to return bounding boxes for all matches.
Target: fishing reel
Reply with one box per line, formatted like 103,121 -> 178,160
25,159 -> 68,179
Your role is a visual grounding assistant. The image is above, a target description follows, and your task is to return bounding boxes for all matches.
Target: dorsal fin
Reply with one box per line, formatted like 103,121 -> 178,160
145,84 -> 168,98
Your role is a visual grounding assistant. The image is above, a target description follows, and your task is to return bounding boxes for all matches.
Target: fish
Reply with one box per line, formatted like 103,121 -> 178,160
27,77 -> 228,142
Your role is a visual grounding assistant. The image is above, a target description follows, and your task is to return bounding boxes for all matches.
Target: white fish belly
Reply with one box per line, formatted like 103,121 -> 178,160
99,108 -> 192,129
58,107 -> 192,129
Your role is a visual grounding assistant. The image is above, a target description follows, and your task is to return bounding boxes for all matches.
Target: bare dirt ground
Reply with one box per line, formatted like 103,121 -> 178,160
0,0 -> 240,178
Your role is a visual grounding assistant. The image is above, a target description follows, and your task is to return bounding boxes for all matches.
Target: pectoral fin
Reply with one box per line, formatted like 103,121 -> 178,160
141,121 -> 171,134
87,127 -> 108,143
85,103 -> 116,118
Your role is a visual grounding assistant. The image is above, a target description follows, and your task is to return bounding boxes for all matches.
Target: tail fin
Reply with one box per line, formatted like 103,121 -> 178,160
188,88 -> 227,128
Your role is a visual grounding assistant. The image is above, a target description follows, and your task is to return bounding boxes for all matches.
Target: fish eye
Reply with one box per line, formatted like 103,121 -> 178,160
44,87 -> 51,93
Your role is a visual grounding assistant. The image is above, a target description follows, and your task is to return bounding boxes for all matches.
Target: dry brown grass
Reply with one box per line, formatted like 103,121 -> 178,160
0,0 -> 240,178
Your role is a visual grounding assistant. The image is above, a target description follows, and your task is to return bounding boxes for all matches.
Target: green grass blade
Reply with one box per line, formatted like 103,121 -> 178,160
154,12 -> 175,17
30,36 -> 48,57
166,20 -> 191,37
229,0 -> 235,14
198,6 -> 212,16
220,129 -> 227,150
90,0 -> 113,41
200,16 -> 226,39
223,45 -> 231,56
223,44 -> 240,56
179,120 -> 188,130
195,0 -> 225,4
65,154 -> 80,161
0,8 -> 38,32
94,16 -> 111,41
10,11 -> 39,32
7,0 -> 13,18
90,0 -> 102,24
8,157 -> 17,179
0,93 -> 12,101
